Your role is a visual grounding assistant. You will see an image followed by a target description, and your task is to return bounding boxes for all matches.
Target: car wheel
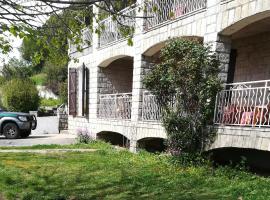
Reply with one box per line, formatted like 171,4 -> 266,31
20,130 -> 31,138
3,123 -> 20,139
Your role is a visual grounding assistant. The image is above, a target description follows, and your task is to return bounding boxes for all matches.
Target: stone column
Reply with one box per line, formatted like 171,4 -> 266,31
129,139 -> 138,153
130,0 -> 145,121
88,4 -> 100,120
204,0 -> 232,83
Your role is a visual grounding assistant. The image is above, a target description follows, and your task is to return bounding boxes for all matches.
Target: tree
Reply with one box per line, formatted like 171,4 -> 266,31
143,38 -> 221,155
1,57 -> 33,80
0,0 -> 139,56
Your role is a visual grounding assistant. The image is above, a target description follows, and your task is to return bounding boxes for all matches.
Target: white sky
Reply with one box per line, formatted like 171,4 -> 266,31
0,0 -> 57,66
0,35 -> 22,66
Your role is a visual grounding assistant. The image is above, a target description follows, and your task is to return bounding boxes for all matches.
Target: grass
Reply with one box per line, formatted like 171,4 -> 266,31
0,141 -> 112,150
30,73 -> 47,86
0,142 -> 269,199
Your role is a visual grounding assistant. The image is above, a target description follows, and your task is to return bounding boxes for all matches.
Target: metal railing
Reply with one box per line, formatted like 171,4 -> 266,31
142,91 -> 162,121
98,4 -> 137,47
98,93 -> 132,119
214,80 -> 270,128
144,0 -> 207,30
69,27 -> 93,54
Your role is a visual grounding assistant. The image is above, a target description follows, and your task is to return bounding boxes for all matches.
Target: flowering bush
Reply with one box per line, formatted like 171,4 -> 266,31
76,128 -> 94,144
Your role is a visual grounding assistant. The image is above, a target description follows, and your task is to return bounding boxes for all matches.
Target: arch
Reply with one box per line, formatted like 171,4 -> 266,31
220,10 -> 270,36
142,36 -> 204,57
98,55 -> 133,68
97,131 -> 130,148
137,137 -> 166,152
206,147 -> 270,172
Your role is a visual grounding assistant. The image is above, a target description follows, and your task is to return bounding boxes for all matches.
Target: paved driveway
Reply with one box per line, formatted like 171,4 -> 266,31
0,116 -> 77,147
32,116 -> 59,134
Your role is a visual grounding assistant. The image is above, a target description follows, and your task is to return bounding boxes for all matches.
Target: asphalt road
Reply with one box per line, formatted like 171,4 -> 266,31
0,116 -> 76,147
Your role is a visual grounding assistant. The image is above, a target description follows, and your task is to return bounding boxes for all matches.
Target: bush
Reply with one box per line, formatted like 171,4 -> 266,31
2,79 -> 40,112
30,73 -> 47,86
76,128 -> 94,144
59,80 -> 68,104
143,38 -> 221,154
40,98 -> 61,107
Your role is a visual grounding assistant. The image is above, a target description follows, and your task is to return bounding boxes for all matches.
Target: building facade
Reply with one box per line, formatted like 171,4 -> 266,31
68,0 -> 270,152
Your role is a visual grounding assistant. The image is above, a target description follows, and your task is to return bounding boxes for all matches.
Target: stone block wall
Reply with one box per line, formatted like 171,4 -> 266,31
68,0 -> 270,152
233,31 -> 270,82
98,59 -> 133,94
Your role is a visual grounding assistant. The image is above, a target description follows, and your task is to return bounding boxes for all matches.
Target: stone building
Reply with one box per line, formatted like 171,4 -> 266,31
68,0 -> 270,152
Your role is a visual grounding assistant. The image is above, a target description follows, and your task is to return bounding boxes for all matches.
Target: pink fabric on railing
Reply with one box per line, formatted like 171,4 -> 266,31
240,112 -> 253,125
175,6 -> 185,17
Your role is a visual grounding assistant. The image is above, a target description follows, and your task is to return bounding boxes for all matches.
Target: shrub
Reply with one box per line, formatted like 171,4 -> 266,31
2,79 -> 40,112
76,128 -> 94,144
40,98 -> 61,107
30,73 -> 47,86
59,80 -> 68,104
143,38 -> 221,154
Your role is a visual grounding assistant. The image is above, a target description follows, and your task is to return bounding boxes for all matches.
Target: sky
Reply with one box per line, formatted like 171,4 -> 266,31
0,35 -> 22,66
0,0 -> 54,66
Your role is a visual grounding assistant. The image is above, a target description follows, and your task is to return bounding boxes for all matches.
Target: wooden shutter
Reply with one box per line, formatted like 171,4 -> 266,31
69,68 -> 77,116
82,64 -> 90,116
82,64 -> 85,116
85,67 -> 90,116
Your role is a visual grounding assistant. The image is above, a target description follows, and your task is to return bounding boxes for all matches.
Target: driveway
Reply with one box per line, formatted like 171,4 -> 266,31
0,116 -> 77,147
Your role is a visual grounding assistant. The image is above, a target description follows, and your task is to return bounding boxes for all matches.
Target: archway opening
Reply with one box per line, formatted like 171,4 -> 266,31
228,17 -> 270,83
141,36 -> 203,121
97,131 -> 130,148
137,137 -> 166,153
98,56 -> 133,119
206,147 -> 270,175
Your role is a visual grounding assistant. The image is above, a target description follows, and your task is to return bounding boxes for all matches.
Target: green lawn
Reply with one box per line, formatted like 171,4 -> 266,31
0,143 -> 269,200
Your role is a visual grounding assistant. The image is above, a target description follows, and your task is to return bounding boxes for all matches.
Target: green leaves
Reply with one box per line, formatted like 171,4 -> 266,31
2,79 -> 39,112
143,38 -> 221,154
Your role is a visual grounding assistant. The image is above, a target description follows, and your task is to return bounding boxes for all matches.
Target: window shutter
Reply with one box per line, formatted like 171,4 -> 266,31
85,67 -> 90,116
82,64 -> 86,116
69,68 -> 77,116
82,64 -> 90,116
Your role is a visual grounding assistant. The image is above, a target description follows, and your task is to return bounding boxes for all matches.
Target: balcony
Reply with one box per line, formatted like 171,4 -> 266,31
214,80 -> 270,128
73,0 -> 207,50
144,0 -> 207,30
69,27 -> 93,54
98,4 -> 137,48
98,93 -> 132,120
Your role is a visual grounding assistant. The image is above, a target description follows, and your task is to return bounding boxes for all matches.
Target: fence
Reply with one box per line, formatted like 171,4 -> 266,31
144,0 -> 207,30
98,93 -> 132,119
214,80 -> 270,128
98,4 -> 137,47
142,91 -> 162,121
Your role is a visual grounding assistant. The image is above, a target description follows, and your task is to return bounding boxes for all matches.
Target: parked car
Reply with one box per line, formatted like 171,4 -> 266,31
0,111 -> 37,139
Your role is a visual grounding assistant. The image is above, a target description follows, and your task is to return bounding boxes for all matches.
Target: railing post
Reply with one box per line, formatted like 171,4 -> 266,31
259,81 -> 268,128
213,93 -> 218,124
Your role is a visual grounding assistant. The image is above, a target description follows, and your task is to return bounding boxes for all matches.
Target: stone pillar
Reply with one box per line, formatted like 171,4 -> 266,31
215,35 -> 231,83
204,0 -> 232,83
129,139 -> 138,153
88,4 -> 100,120
130,0 -> 145,121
